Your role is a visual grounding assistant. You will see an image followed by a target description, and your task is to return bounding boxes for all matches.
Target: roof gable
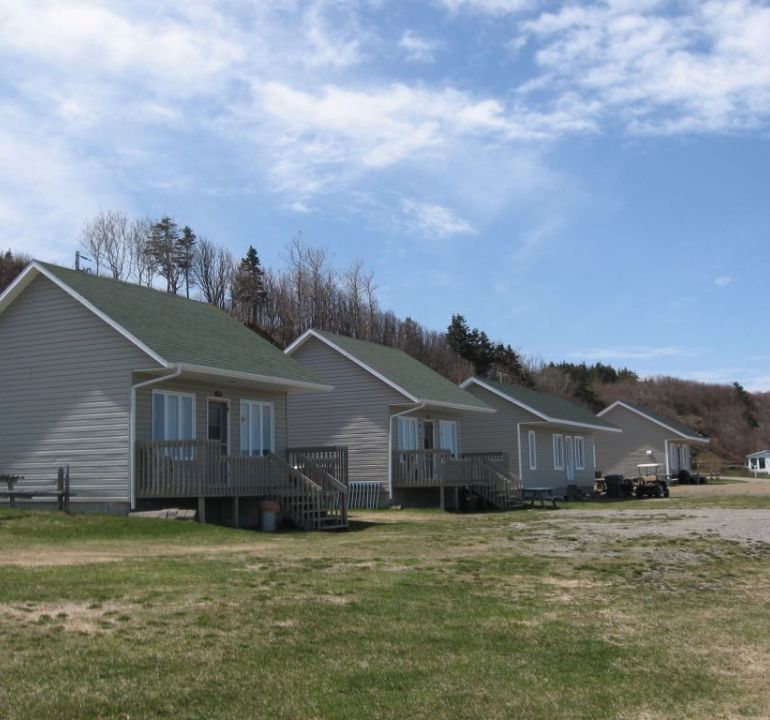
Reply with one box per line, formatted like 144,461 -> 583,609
286,329 -> 492,413
598,401 -> 709,443
461,377 -> 620,432
0,262 -> 327,390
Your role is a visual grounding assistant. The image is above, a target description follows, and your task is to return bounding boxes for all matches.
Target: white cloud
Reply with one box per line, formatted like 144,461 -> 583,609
399,31 -> 440,62
401,199 -> 476,237
571,346 -> 693,361
715,274 -> 733,287
439,0 -> 535,15
519,0 -> 770,134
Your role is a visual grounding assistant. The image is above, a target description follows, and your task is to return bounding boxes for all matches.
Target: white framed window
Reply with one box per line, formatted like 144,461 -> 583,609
240,401 -> 274,457
397,417 -> 419,451
575,436 -> 585,470
552,434 -> 564,470
528,430 -> 537,470
439,420 -> 458,458
153,391 -> 195,442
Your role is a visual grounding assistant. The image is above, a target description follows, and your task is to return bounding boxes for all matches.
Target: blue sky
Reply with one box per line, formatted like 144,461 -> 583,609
2,0 -> 769,389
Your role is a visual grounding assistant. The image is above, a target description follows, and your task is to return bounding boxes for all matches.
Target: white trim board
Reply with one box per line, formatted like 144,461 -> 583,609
287,329 -> 493,414
598,401 -> 710,443
461,377 -> 620,432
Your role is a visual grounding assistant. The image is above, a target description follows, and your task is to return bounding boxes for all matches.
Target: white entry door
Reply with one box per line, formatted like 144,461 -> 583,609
565,436 -> 575,483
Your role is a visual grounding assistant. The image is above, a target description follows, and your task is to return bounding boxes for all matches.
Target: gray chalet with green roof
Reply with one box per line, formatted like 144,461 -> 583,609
285,330 -> 521,510
0,262 -> 350,530
460,377 -> 621,495
596,401 -> 709,479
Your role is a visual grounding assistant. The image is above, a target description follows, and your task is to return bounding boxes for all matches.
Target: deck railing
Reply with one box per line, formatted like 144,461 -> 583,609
392,449 -> 454,488
392,448 -> 521,510
135,440 -> 349,530
136,440 -> 286,498
287,446 -> 348,487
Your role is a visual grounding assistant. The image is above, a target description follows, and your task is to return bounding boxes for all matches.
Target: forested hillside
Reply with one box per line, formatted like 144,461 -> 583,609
2,210 -> 767,463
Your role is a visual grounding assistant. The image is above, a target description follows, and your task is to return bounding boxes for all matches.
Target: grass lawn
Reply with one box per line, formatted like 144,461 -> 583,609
1,500 -> 769,720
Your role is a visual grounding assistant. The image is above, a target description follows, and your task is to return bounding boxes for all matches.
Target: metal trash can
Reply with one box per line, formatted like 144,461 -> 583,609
260,501 -> 281,532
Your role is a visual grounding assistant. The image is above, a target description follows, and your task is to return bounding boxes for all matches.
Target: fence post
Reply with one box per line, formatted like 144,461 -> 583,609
64,465 -> 71,513
57,467 -> 64,511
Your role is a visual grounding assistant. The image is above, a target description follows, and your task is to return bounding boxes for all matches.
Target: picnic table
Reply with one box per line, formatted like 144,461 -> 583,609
0,468 -> 74,511
522,487 -> 560,509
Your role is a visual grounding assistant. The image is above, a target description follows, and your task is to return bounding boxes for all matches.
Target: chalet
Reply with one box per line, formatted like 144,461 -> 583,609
460,377 -> 621,496
595,401 -> 709,479
285,330 -> 520,510
0,262 -> 348,530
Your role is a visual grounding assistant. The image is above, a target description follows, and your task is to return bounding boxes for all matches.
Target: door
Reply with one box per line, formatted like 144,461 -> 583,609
207,400 -> 229,456
424,420 -> 435,480
669,443 -> 680,475
565,436 -> 575,483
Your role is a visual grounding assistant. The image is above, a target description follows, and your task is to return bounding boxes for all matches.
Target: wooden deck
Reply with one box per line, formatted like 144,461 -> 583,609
135,440 -> 349,531
391,449 -> 522,510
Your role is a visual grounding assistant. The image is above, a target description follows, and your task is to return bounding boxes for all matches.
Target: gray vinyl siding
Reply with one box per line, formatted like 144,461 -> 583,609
461,385 -> 532,476
523,424 -> 597,491
288,338 -> 407,487
0,275 -> 155,503
594,405 -> 692,478
463,384 -> 599,492
134,380 -> 287,455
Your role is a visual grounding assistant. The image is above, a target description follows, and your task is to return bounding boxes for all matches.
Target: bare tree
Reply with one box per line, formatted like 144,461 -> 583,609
194,237 -> 234,309
129,217 -> 154,286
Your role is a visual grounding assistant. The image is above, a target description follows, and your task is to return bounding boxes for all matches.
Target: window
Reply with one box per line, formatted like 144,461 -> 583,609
761,458 -> 767,470
528,430 -> 537,470
240,401 -> 274,456
397,417 -> 418,451
552,434 -> 564,470
439,420 -> 458,458
575,436 -> 585,470
153,391 -> 195,441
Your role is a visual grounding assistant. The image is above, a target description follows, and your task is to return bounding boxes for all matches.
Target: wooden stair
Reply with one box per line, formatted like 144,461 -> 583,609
267,454 -> 349,531
467,458 -> 522,511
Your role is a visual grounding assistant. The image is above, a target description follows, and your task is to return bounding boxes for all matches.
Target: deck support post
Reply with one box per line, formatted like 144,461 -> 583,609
197,497 -> 206,524
232,496 -> 240,529
439,482 -> 445,511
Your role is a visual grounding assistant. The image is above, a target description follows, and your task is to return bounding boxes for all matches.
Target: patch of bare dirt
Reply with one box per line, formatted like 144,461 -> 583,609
0,602 -> 134,634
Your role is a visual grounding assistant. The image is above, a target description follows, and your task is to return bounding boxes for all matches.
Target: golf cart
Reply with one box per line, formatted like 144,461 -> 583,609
634,463 -> 670,498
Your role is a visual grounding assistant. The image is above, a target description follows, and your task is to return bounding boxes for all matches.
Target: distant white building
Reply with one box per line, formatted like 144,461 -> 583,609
746,450 -> 770,475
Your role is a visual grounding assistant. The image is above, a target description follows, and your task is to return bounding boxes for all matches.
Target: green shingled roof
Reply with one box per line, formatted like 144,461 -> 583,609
39,263 -> 325,387
615,402 -> 709,441
310,330 -> 491,411
471,378 -> 618,430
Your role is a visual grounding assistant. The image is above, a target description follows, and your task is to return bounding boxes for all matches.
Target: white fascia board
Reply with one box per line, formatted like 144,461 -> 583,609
174,363 -> 333,393
599,400 -> 709,443
26,262 -> 169,367
285,329 -> 416,402
461,377 -> 552,421
0,263 -> 40,316
418,399 -> 496,414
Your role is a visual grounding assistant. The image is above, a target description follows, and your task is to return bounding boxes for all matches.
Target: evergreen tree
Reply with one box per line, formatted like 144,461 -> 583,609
145,217 -> 181,293
175,226 -> 197,298
733,382 -> 760,429
233,245 -> 267,327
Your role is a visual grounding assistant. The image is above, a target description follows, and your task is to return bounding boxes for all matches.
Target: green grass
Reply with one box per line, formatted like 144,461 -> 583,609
1,502 -> 769,720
